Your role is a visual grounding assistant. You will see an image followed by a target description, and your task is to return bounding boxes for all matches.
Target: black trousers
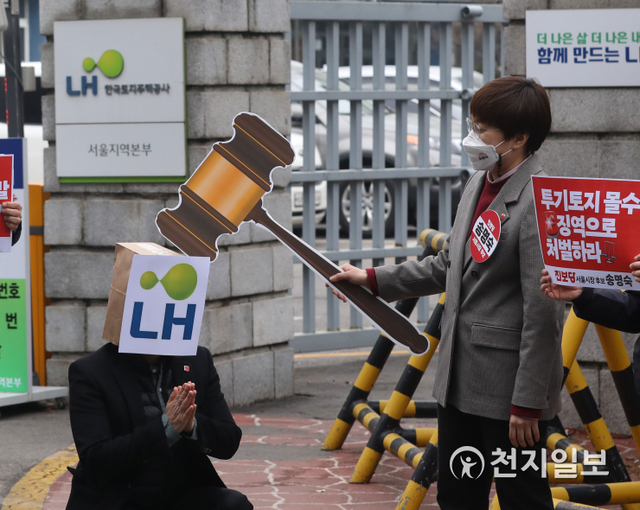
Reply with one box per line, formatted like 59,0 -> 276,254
173,486 -> 253,510
125,486 -> 253,510
437,404 -> 553,510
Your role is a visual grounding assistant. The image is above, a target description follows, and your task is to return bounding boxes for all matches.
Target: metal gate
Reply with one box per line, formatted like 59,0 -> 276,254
289,1 -> 506,352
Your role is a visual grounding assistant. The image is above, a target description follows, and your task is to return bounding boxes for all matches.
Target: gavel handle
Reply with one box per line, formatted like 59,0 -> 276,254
247,205 -> 429,355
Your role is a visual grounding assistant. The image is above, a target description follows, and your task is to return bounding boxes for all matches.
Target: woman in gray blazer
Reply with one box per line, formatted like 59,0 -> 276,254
331,77 -> 564,510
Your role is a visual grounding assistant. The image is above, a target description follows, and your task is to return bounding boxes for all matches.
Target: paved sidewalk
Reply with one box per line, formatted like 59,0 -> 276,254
36,413 -> 640,510
4,349 -> 640,509
42,415 -> 438,510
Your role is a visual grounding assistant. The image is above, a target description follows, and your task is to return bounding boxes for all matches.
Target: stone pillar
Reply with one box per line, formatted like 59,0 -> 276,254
503,0 -> 640,434
40,0 -> 294,407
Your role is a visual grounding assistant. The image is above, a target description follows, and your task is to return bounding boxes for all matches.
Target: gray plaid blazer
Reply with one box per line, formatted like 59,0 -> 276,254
375,154 -> 564,421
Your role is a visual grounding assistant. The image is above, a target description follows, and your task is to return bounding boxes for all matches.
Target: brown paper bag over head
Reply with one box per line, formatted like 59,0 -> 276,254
102,242 -> 181,345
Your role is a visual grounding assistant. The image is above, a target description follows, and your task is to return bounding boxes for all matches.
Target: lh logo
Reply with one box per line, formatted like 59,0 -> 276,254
67,49 -> 124,96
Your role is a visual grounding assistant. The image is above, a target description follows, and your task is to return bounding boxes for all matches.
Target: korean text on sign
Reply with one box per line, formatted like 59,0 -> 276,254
532,176 -> 640,291
526,9 -> 640,88
0,279 -> 28,393
88,143 -> 153,157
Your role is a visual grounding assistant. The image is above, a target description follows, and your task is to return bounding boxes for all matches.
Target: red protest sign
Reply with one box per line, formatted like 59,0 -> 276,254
531,175 -> 640,290
0,155 -> 13,252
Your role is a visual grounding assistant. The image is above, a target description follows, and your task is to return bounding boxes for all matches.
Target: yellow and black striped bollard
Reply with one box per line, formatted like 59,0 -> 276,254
595,324 -> 640,453
552,481 -> 640,506
395,430 -> 439,510
565,359 -> 634,486
350,293 -> 444,484
323,230 -> 448,451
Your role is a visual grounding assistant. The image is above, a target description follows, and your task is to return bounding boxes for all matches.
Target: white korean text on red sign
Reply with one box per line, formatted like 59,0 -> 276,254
531,175 -> 640,291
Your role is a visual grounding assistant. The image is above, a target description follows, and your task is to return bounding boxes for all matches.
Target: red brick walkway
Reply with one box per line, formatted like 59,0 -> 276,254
43,414 -> 436,510
42,414 -> 640,510
230,414 -> 435,509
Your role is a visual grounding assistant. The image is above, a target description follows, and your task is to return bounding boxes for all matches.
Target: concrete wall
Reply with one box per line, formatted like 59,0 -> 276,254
40,0 -> 294,407
503,0 -> 639,433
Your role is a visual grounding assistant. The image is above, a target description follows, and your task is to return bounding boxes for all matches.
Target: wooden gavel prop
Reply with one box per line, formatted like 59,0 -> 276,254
156,113 -> 429,355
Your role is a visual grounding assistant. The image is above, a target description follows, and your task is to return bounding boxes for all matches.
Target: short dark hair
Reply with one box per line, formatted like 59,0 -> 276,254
470,76 -> 552,154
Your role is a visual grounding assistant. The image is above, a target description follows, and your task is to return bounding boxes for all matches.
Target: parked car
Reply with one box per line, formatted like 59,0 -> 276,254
290,60 -> 476,235
289,129 -> 327,228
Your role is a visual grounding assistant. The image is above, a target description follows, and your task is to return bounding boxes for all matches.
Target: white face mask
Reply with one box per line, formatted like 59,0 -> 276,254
462,131 -> 513,172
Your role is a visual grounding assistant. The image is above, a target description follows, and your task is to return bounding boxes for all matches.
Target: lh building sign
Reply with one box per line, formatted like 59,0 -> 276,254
54,18 -> 186,182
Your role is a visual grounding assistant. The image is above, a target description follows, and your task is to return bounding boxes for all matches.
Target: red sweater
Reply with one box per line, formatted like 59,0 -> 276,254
467,175 -> 508,238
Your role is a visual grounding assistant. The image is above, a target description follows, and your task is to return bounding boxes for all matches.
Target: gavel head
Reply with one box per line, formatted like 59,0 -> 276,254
156,112 -> 295,261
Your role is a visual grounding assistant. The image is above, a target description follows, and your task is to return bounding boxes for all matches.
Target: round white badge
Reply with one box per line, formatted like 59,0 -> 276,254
470,210 -> 501,263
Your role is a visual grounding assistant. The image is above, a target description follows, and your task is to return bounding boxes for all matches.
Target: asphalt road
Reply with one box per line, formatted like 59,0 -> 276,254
0,400 -> 74,503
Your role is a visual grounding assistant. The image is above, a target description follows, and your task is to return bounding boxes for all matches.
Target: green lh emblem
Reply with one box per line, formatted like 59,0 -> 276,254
140,263 -> 198,301
83,50 -> 124,78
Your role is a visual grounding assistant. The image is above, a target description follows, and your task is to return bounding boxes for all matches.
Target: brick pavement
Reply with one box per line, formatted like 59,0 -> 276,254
41,414 -> 438,510
35,416 -> 640,509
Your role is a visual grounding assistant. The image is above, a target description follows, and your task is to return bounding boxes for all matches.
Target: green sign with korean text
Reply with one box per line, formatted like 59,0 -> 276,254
0,279 -> 28,393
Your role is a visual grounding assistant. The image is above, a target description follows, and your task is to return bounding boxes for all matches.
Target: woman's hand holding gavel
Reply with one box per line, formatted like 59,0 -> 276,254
328,264 -> 369,303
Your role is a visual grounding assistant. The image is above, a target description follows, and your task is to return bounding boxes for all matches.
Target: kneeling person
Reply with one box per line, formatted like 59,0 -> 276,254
66,342 -> 253,510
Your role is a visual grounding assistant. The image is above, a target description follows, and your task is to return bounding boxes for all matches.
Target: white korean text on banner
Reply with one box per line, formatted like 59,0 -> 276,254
526,9 -> 640,87
531,175 -> 640,291
118,254 -> 210,356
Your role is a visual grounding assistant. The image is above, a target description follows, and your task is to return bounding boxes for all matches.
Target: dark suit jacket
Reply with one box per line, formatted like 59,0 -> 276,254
573,288 -> 640,334
11,222 -> 21,245
573,288 -> 640,393
66,343 -> 241,510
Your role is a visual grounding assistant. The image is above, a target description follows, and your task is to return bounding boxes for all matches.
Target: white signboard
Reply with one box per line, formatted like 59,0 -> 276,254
526,9 -> 640,87
54,18 -> 186,181
118,254 -> 209,356
0,139 -> 31,394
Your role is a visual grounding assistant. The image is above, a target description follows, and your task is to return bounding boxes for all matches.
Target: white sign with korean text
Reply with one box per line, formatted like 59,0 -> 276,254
526,9 -> 640,87
56,123 -> 186,179
53,18 -> 186,180
0,139 -> 30,394
118,254 -> 210,357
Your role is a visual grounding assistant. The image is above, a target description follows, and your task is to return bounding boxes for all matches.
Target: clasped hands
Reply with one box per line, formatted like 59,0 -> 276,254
165,382 -> 196,434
